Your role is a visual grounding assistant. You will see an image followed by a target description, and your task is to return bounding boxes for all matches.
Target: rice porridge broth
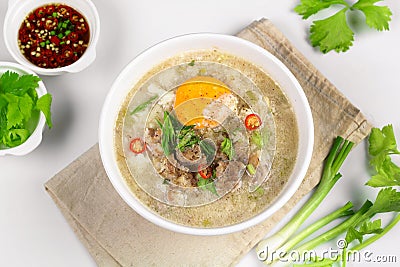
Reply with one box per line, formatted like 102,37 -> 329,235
115,49 -> 298,228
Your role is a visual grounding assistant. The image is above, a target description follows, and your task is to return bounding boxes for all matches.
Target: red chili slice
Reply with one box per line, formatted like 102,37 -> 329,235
198,165 -> 212,179
50,35 -> 60,45
130,138 -> 146,154
44,5 -> 55,14
245,113 -> 262,131
35,7 -> 46,18
67,32 -> 79,42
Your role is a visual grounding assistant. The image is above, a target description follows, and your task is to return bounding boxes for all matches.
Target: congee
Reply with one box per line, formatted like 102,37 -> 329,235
114,49 -> 298,228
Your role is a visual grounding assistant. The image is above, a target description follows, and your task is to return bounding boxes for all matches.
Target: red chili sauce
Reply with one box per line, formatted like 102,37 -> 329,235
18,3 -> 90,69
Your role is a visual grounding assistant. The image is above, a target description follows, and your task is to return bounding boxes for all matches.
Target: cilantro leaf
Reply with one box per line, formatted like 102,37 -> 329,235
295,0 -> 393,53
353,0 -> 392,31
0,102 -> 7,141
197,175 -> 218,196
0,71 -> 41,96
35,93 -> 53,128
0,71 -> 52,148
310,8 -> 354,53
4,129 -> 30,147
19,93 -> 34,122
294,0 -> 349,19
221,137 -> 234,160
4,93 -> 24,129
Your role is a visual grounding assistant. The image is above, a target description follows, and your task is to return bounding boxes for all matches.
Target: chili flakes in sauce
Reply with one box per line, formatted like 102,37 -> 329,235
18,3 -> 90,69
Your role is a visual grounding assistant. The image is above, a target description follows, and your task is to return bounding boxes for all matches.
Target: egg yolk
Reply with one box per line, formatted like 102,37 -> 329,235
174,76 -> 232,128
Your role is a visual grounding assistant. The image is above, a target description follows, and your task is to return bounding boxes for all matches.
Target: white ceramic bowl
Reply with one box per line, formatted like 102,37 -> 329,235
3,0 -> 100,76
0,62 -> 47,156
99,33 -> 314,235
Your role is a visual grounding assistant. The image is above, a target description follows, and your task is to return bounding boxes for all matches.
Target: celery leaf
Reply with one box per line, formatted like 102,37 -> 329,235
0,71 -> 41,96
370,188 -> 400,214
35,93 -> 53,128
368,124 -> 399,157
367,156 -> 400,187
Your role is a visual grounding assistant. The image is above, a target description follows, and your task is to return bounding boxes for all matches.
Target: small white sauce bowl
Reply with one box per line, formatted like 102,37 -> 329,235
0,62 -> 47,156
99,33 -> 314,235
3,0 -> 100,76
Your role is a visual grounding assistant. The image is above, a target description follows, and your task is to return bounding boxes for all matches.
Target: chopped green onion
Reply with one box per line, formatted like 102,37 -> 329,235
130,95 -> 157,115
40,42 -> 46,47
251,131 -> 263,149
52,12 -> 57,17
247,164 -> 256,175
57,33 -> 64,39
221,137 -> 234,160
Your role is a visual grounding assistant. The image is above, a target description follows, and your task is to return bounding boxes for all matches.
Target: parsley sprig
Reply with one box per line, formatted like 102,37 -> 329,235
295,0 -> 393,53
0,71 -> 52,148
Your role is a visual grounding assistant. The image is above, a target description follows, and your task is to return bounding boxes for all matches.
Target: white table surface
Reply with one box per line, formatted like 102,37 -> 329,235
1,1 -> 400,266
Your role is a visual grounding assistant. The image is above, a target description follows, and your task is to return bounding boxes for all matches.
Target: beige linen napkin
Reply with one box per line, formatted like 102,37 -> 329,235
45,18 -> 372,266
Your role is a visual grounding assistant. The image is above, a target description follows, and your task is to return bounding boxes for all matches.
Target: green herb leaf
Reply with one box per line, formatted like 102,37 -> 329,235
353,0 -> 392,31
295,0 -> 393,53
367,125 -> 400,187
35,94 -> 53,128
4,128 -> 30,147
251,131 -> 263,149
294,0 -> 349,19
247,163 -> 256,175
367,155 -> 400,187
0,71 -> 48,148
345,219 -> 383,245
359,219 -> 383,235
310,8 -> 354,53
221,137 -> 234,160
0,102 -> 8,141
188,60 -> 195,66
177,125 -> 200,151
197,175 -> 218,196
370,187 -> 400,214
159,111 -> 177,156
4,93 -> 24,129
345,227 -> 364,244
130,95 -> 157,115
199,139 -> 216,162
0,71 -> 41,96
19,93 -> 34,122
368,124 -> 399,157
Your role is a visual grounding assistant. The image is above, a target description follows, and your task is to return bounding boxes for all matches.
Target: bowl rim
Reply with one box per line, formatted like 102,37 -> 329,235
0,61 -> 47,156
3,0 -> 100,75
99,32 -> 314,235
